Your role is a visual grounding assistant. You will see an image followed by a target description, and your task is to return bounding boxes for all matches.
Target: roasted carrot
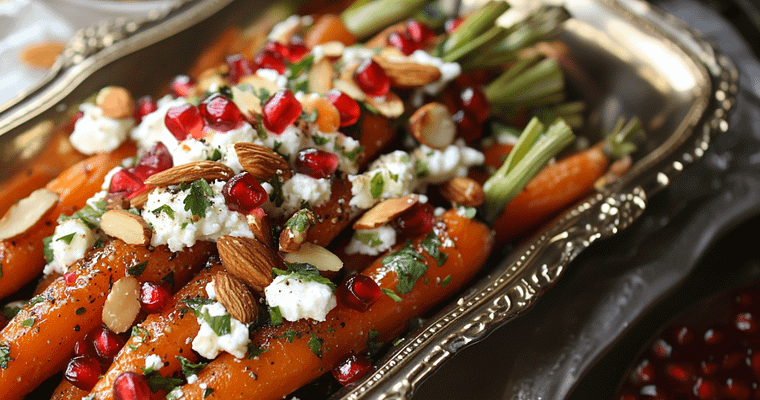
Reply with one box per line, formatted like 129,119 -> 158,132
0,239 -> 214,399
0,142 -> 137,299
178,210 -> 493,399
51,379 -> 87,400
305,14 -> 357,48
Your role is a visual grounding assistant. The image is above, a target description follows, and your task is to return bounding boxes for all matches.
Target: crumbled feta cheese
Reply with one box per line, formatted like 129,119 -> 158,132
256,68 -> 288,88
166,387 -> 184,400
142,180 -> 253,252
100,167 -> 123,190
345,225 -> 397,256
262,173 -> 331,218
203,123 -> 256,173
268,15 -> 301,42
205,282 -> 216,300
187,375 -> 198,384
341,46 -> 376,66
192,302 -> 250,359
44,219 -> 97,275
69,103 -> 134,155
130,95 -> 185,150
348,151 -> 416,209
144,354 -> 163,372
264,275 -> 336,322
310,131 -> 362,174
173,139 -> 213,167
413,140 -> 485,185
253,123 -> 307,162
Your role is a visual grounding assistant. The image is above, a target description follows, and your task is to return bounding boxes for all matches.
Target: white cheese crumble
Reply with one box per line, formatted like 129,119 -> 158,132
345,225 -> 397,256
261,173 -> 331,218
256,68 -> 288,88
205,281 -> 216,300
310,131 -> 362,174
408,50 -> 462,95
413,140 -> 485,185
144,354 -> 163,372
141,180 -> 253,252
130,95 -> 185,150
264,275 -> 336,322
69,103 -> 134,155
191,302 -> 250,359
203,123 -> 256,173
44,219 -> 97,275
253,123 -> 307,162
348,151 -> 416,209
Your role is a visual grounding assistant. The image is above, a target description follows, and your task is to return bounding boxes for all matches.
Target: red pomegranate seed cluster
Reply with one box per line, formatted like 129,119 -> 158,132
616,280 -> 760,400
199,94 -> 244,132
110,142 -> 173,200
295,148 -> 339,179
326,90 -> 360,127
262,89 -> 302,134
353,58 -> 390,97
113,371 -> 151,400
66,325 -> 125,390
134,96 -> 158,124
223,172 -> 268,214
140,281 -> 172,314
165,104 -> 206,141
332,353 -> 373,385
388,19 -> 436,56
336,274 -> 382,312
393,202 -> 436,238
226,54 -> 257,84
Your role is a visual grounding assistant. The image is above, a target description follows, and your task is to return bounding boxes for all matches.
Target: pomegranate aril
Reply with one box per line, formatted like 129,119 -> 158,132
265,41 -> 290,59
262,89 -> 302,134
394,202 -> 435,238
694,378 -> 718,399
287,42 -> 310,63
326,90 -> 360,127
165,104 -> 205,141
332,354 -> 373,385
353,58 -> 390,97
701,360 -> 720,375
131,142 -> 173,180
73,336 -> 91,356
734,312 -> 757,333
113,371 -> 151,400
406,19 -> 435,44
722,378 -> 752,399
254,50 -> 287,74
336,274 -> 382,312
651,339 -> 672,359
199,94 -> 244,131
169,75 -> 194,97
631,359 -> 654,385
672,326 -> 695,347
226,54 -> 257,84
140,281 -> 172,314
459,86 -> 491,123
109,169 -> 144,196
295,148 -> 339,179
664,363 -> 692,383
452,110 -> 483,144
388,32 -> 420,56
90,325 -> 125,364
444,17 -> 463,33
222,172 -> 268,214
134,96 -> 158,124
65,355 -> 102,391
704,328 -> 725,346
64,271 -> 77,285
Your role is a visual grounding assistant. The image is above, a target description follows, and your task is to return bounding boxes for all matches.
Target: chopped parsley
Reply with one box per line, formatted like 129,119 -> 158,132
285,209 -> 315,233
421,232 -> 447,267
280,329 -> 302,343
246,343 -> 269,359
42,235 -> 54,263
381,288 -> 402,302
269,306 -> 283,326
255,87 -> 272,106
131,326 -> 151,343
179,296 -> 214,316
355,231 -> 383,248
0,342 -> 12,369
177,356 -> 207,377
440,275 -> 452,287
56,233 -> 76,245
308,333 -> 324,359
27,295 -> 44,307
127,260 -> 148,277
145,373 -> 183,393
272,262 -> 336,291
1,304 -> 22,319
370,173 -> 385,199
312,135 -> 329,145
268,175 -> 285,207
287,54 -> 315,78
272,141 -> 283,153
382,241 -> 428,294
75,307 -> 86,315
151,204 -> 175,219
255,114 -> 268,140
203,388 -> 215,398
415,160 -> 430,178
58,200 -> 108,229
183,179 -> 214,219
367,329 -> 384,358
301,108 -> 318,123
161,271 -> 175,289
200,309 -> 231,337
21,318 -> 35,327
218,85 -> 233,99
342,146 -> 364,162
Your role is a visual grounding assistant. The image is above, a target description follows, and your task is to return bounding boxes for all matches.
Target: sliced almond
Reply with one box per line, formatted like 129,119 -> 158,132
365,22 -> 406,49
0,188 -> 58,241
246,212 -> 274,250
353,194 -> 418,230
282,242 -> 343,272
373,56 -> 441,88
232,75 -> 281,120
378,46 -> 406,60
300,93 -> 340,133
100,210 -> 153,245
365,91 -> 404,118
317,41 -> 346,58
213,272 -> 258,324
96,86 -> 136,119
217,235 -> 278,295
144,161 -> 234,187
308,57 -> 334,95
409,103 -> 456,149
439,177 -> 485,207
102,276 -> 141,334
234,143 -> 292,181
332,79 -> 366,102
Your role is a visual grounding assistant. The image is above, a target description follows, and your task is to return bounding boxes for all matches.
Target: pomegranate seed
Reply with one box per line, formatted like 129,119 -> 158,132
113,372 -> 151,400
722,378 -> 751,399
134,96 -> 158,124
89,325 -> 125,364
140,281 -> 172,314
336,275 -> 382,312
631,359 -> 654,385
701,360 -> 719,375
444,18 -> 463,33
265,41 -> 290,59
165,104 -> 205,141
326,90 -> 360,127
199,94 -> 244,132
750,353 -> 760,377
131,142 -> 173,181
452,110 -> 482,144
664,363 -> 692,383
704,328 -> 724,345
295,148 -> 339,179
64,272 -> 77,285
226,54 -> 256,84
388,32 -> 420,56
734,312 -> 756,333
332,354 -> 373,385
109,169 -> 144,196
287,42 -> 310,63
65,355 -> 102,391
222,172 -> 268,214
353,58 -> 390,97
254,50 -> 287,74
651,339 -> 672,359
394,202 -> 435,238
406,19 -> 435,44
73,335 -> 91,356
169,75 -> 194,97
459,87 -> 491,123
262,89 -> 302,134
693,378 -> 718,399
672,326 -> 695,347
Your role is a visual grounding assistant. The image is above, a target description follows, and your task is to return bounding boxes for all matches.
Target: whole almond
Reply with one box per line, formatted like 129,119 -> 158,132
213,272 -> 258,324
409,103 -> 456,149
234,143 -> 292,181
129,188 -> 155,210
308,58 -> 334,95
144,161 -> 234,187
0,188 -> 58,241
102,276 -> 141,334
246,212 -> 274,250
353,194 -> 419,230
96,86 -> 136,119
100,210 -> 153,245
217,235 -> 278,295
439,177 -> 485,207
373,56 -> 441,88
365,91 -> 404,118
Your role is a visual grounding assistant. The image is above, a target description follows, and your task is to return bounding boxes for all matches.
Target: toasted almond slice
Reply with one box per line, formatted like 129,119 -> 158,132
317,41 -> 346,58
217,235 -> 278,295
144,161 -> 234,187
231,85 -> 263,121
102,276 -> 141,334
282,242 -> 343,272
373,56 -> 441,88
365,91 -> 404,118
332,79 -> 367,102
439,177 -> 485,207
213,272 -> 258,324
353,194 -> 419,230
235,142 -> 292,181
378,46 -> 406,60
409,102 -> 456,149
96,86 -> 135,119
0,188 -> 58,241
308,57 -> 334,95
100,210 -> 153,245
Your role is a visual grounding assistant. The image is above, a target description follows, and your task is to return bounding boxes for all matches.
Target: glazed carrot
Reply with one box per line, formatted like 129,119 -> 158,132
51,380 -> 87,400
0,142 -> 137,299
0,239 -> 215,399
88,264 -> 225,400
179,210 -> 493,399
305,14 -> 357,48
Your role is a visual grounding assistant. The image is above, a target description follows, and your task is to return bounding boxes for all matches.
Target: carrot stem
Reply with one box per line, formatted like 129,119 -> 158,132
341,0 -> 429,39
440,1 -> 510,56
485,56 -> 565,108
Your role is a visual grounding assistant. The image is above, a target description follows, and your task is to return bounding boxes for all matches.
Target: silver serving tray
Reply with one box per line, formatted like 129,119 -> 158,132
0,0 -> 737,398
